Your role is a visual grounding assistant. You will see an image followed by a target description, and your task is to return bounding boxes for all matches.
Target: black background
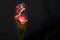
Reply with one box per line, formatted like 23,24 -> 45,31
0,0 -> 60,40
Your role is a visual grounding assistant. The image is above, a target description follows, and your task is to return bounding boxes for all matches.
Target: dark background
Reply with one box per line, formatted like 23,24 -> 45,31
0,0 -> 60,40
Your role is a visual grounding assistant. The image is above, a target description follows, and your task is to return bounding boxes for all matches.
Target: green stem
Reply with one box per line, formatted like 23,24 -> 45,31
16,21 -> 26,40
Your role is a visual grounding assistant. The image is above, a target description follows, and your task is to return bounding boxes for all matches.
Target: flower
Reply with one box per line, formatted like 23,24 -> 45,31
18,15 -> 28,25
16,4 -> 21,14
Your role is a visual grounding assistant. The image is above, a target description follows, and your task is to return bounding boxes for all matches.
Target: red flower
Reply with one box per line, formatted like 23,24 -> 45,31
18,15 -> 28,25
16,4 -> 21,14
15,3 -> 26,14
14,15 -> 28,25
